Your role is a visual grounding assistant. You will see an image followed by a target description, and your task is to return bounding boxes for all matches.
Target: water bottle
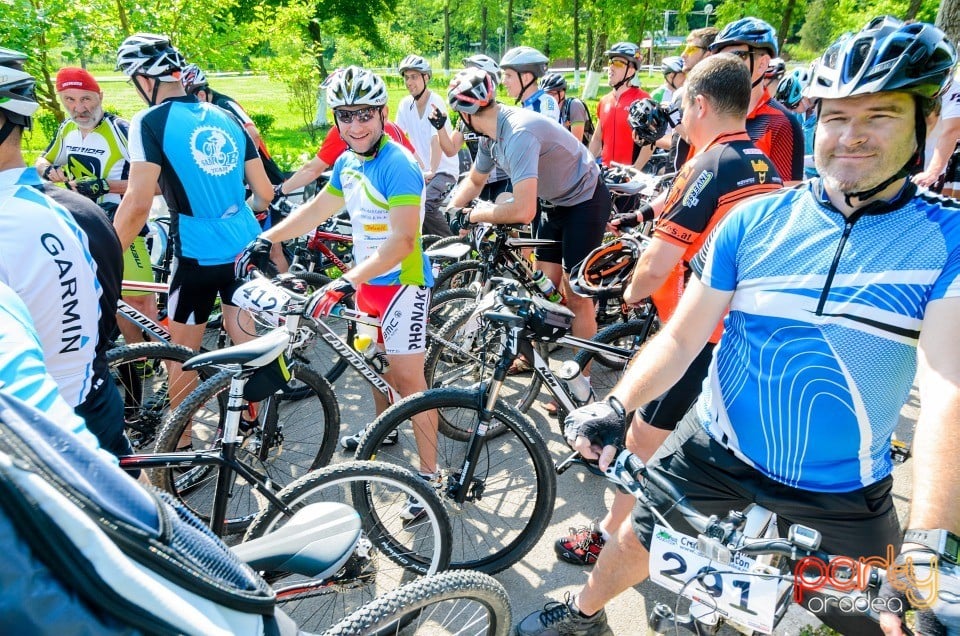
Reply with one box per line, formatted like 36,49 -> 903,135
531,270 -> 562,303
558,360 -> 593,405
354,322 -> 389,373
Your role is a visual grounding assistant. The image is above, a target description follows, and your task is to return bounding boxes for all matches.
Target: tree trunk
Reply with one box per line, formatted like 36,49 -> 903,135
586,24 -> 594,70
573,0 -> 581,74
590,33 -> 608,72
777,0 -> 797,52
506,0 -> 514,50
444,2 -> 451,71
481,6 -> 488,55
116,0 -> 130,36
937,0 -> 960,46
905,0 -> 924,20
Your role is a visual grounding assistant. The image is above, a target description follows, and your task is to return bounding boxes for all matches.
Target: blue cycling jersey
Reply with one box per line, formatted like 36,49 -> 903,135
691,181 -> 960,492
128,96 -> 261,265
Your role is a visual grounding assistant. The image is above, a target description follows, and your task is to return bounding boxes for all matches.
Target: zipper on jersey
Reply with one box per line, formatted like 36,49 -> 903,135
815,211 -> 864,316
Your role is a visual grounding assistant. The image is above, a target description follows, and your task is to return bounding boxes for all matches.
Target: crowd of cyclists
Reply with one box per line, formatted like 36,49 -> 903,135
1,11 -> 960,635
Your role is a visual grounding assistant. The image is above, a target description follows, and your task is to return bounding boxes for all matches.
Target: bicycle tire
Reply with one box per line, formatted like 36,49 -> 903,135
433,259 -> 481,293
153,360 -> 340,534
244,461 -> 452,633
426,234 -> 474,255
287,269 -> 355,385
324,570 -> 511,636
107,341 -> 220,451
573,318 -> 655,402
428,287 -> 477,332
354,388 -> 556,574
426,305 -> 544,426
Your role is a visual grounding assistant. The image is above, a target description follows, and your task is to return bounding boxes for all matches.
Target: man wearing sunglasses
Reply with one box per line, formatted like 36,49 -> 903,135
238,67 -> 439,491
708,18 -> 804,182
589,42 -> 652,170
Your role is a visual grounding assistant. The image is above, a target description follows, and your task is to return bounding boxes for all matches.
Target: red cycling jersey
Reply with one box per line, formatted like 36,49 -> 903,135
744,89 -> 804,181
316,122 -> 416,166
596,86 -> 650,166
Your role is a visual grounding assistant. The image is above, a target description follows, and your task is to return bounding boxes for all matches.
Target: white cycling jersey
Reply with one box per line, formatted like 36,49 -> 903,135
0,167 -> 101,407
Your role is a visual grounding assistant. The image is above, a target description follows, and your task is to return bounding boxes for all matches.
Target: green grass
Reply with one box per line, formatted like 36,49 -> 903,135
23,70 -> 663,172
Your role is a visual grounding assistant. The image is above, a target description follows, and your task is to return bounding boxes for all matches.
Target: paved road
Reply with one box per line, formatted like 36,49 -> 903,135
327,350 -> 919,635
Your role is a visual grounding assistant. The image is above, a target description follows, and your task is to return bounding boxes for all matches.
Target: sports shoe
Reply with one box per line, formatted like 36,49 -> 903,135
340,427 -> 399,452
514,593 -> 612,636
142,383 -> 169,414
554,520 -> 606,565
132,359 -> 155,378
401,472 -> 442,523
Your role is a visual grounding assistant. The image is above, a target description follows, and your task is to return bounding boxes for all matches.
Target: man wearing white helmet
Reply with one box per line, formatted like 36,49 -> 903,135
237,67 -> 439,512
395,54 -> 458,237
500,46 -> 560,122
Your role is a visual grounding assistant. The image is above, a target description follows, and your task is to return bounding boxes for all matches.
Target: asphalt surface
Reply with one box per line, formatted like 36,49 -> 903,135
325,343 -> 920,635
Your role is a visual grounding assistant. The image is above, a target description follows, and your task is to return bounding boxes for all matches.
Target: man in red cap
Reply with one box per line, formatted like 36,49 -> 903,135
36,66 -> 158,350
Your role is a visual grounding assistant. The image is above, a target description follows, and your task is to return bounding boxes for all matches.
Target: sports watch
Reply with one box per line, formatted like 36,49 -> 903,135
903,528 -> 960,565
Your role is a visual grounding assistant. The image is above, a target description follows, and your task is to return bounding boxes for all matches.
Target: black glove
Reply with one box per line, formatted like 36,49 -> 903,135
878,548 -> 960,634
234,236 -> 276,279
428,106 -> 447,131
563,396 -> 627,449
272,183 -> 286,203
42,165 -> 57,180
448,207 -> 473,233
73,178 -> 110,200
612,203 -> 655,229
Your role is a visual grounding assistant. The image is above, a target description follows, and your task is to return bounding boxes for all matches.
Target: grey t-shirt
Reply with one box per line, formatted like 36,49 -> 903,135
475,106 -> 599,206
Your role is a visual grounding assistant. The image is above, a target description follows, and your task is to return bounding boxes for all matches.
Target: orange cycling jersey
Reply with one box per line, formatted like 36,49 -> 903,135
650,131 -> 784,342
596,86 -> 649,166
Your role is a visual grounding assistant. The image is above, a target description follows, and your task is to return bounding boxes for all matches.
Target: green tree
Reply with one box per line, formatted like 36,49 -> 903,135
798,0 -> 833,54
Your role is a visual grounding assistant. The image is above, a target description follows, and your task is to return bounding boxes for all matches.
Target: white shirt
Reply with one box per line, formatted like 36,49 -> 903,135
0,167 -> 101,407
396,92 -> 460,178
925,77 -> 960,173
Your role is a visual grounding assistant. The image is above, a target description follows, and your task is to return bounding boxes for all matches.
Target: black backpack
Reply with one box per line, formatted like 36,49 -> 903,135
562,97 -> 594,147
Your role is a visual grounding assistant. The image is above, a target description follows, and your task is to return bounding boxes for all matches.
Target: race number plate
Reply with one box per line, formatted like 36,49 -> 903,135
649,524 -> 780,633
232,278 -> 290,326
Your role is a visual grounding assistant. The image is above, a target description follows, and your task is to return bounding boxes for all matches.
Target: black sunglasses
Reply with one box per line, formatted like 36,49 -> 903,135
334,107 -> 380,124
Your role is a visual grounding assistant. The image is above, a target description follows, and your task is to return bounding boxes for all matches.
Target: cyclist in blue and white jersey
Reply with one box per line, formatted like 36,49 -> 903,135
113,34 -> 274,426
236,67 -> 438,511
500,47 -> 560,122
522,17 -> 960,636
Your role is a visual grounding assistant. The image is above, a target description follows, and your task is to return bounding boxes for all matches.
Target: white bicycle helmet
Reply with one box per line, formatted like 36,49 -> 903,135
326,66 -> 388,108
463,54 -> 501,81
399,54 -> 432,77
116,33 -> 184,80
448,68 -> 495,115
500,46 -> 549,78
0,48 -> 39,128
180,63 -> 208,94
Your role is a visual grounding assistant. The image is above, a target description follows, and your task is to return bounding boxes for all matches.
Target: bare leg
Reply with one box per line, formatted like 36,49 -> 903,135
386,351 -> 437,474
117,293 -> 158,345
575,515 -> 652,616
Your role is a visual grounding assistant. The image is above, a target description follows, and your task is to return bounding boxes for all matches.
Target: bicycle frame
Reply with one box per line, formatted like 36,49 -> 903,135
116,299 -> 170,343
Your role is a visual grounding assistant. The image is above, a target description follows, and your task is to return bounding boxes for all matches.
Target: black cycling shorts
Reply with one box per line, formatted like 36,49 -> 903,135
168,259 -> 243,325
638,343 -> 714,430
632,410 -> 900,636
534,178 -> 611,272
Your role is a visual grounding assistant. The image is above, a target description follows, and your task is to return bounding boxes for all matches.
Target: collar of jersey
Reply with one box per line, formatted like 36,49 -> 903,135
0,166 -> 41,189
355,135 -> 390,161
811,177 -> 917,217
522,89 -> 547,109
746,88 -> 773,120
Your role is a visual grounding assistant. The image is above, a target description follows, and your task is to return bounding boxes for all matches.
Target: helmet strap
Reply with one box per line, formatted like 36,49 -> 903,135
612,66 -> 636,91
461,113 -> 486,138
516,72 -> 539,104
413,74 -> 429,102
0,119 -> 19,147
336,108 -> 387,158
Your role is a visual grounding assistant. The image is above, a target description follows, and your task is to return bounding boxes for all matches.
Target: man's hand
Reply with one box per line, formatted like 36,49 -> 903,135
234,237 -> 275,279
42,165 -> 67,183
913,169 -> 943,189
428,106 -> 448,131
448,207 -> 474,233
72,178 -> 110,200
304,277 -> 355,319
563,396 -> 627,469
879,548 -> 960,635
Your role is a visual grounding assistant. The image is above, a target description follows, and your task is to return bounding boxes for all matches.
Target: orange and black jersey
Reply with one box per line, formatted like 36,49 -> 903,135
651,131 -> 783,340
745,91 -> 804,181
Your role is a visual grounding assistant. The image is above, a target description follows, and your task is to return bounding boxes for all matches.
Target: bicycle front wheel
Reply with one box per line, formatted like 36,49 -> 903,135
325,570 -> 511,636
153,361 -> 340,534
574,317 -> 657,400
354,388 -> 556,574
244,461 -> 452,633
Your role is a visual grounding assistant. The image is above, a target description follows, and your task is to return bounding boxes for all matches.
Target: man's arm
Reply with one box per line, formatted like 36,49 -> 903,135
113,161 -> 160,250
449,166 -> 489,207
914,117 -> 960,188
622,238 -> 685,305
468,177 -> 538,225
632,144 -> 654,171
436,125 -> 464,157
245,157 -> 274,213
261,188 -> 343,244
280,156 -> 330,196
588,117 -> 603,159
907,295 -> 960,532
336,204 -> 421,285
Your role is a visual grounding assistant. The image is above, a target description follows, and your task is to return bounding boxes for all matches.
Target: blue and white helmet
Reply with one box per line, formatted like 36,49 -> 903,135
326,66 -> 388,108
0,48 -> 38,127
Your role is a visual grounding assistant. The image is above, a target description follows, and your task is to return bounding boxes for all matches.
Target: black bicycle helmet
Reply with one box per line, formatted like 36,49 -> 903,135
709,18 -> 778,56
448,68 -> 496,115
540,72 -> 567,93
180,63 -> 208,94
628,98 -> 674,146
571,235 -> 645,299
807,16 -> 955,103
605,42 -> 642,68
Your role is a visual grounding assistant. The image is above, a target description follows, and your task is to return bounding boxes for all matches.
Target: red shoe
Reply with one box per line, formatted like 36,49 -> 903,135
554,521 -> 606,565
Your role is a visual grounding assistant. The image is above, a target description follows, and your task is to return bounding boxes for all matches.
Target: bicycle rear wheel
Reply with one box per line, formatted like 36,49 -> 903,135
574,317 -> 657,401
107,341 -> 219,451
354,388 -> 555,574
433,259 -> 482,293
244,461 -> 452,633
325,570 -> 511,636
153,361 -> 340,534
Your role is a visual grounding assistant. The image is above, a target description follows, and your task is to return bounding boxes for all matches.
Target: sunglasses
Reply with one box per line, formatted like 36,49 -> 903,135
334,107 -> 380,124
682,44 -> 704,56
609,59 -> 628,69
727,49 -> 755,61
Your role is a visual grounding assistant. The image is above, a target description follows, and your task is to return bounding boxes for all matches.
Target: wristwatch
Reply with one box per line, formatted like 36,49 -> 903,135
903,528 -> 960,565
